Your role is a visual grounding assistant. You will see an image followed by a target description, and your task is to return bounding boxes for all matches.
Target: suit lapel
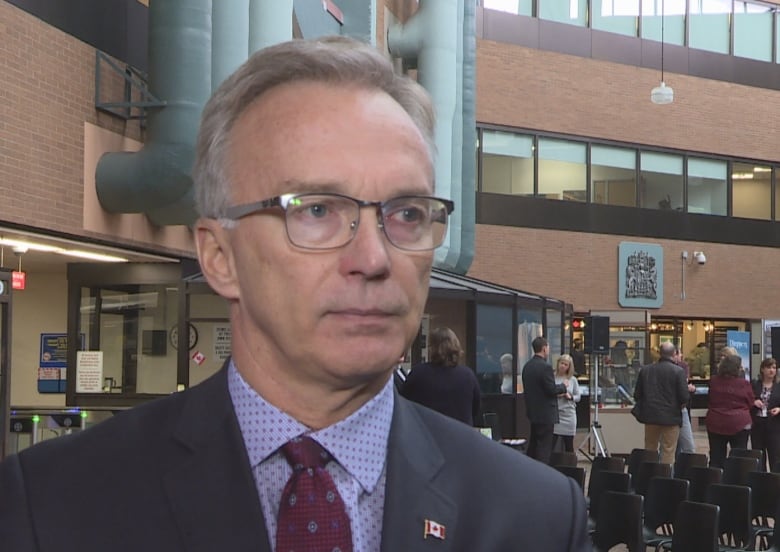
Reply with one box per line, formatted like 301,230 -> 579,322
381,396 -> 456,552
162,368 -> 271,552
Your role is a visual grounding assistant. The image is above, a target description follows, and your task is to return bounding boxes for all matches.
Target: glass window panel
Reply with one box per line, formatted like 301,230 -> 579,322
482,0 -> 533,16
78,285 -> 178,395
733,4 -> 773,61
687,157 -> 727,215
546,307 -> 563,361
639,151 -> 684,210
539,0 -> 587,27
591,145 -> 637,207
733,162 -> 772,219
517,308 -> 543,392
689,0 -> 732,54
641,0 -> 686,44
481,131 -> 534,196
593,0 -> 640,36
476,304 -> 514,394
538,138 -> 586,202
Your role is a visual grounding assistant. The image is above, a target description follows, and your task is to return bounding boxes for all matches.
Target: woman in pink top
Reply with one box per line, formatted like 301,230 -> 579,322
705,354 -> 754,468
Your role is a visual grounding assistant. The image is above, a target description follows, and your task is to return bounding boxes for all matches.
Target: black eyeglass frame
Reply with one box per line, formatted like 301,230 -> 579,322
222,192 -> 455,251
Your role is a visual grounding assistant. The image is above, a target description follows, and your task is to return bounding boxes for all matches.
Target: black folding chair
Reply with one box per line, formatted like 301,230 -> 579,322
662,500 -> 720,552
729,447 -> 765,470
722,455 -> 760,486
550,450 -> 578,468
554,464 -> 586,491
587,470 -> 632,533
627,447 -> 660,489
675,452 -> 708,478
586,455 -> 626,501
592,491 -> 644,552
634,460 -> 673,497
747,471 -> 780,550
705,483 -> 753,551
642,476 -> 689,552
684,465 -> 723,503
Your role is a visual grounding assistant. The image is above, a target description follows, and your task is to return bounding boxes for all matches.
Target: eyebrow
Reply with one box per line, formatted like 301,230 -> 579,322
279,179 -> 434,198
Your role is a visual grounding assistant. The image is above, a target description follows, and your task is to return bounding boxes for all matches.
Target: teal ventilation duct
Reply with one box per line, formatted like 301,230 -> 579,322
95,0 -> 211,226
95,0 -> 294,226
387,0 -> 476,274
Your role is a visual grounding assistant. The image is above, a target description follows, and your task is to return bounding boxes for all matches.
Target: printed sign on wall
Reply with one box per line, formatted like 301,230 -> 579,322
618,242 -> 663,309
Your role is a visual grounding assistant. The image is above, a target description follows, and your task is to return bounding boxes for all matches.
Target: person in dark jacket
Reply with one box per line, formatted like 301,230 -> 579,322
522,336 -> 567,464
401,327 -> 481,426
706,353 -> 754,468
633,341 -> 690,465
750,357 -> 780,471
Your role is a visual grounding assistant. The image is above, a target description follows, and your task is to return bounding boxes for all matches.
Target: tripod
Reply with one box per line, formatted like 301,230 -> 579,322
578,353 -> 609,461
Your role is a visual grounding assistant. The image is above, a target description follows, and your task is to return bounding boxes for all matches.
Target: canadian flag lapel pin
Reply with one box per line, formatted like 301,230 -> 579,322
424,519 -> 446,540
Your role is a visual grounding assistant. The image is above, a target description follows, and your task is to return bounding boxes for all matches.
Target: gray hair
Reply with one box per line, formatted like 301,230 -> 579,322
193,36 -> 436,219
659,341 -> 676,359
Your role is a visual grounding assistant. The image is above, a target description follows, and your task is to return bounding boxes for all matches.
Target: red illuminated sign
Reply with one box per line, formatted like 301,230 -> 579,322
12,271 -> 26,290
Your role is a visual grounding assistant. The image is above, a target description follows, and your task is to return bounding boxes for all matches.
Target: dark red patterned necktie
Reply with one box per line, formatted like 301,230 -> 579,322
276,436 -> 353,552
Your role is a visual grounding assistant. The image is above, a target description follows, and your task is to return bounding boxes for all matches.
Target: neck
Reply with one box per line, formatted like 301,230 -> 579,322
230,322 -> 389,430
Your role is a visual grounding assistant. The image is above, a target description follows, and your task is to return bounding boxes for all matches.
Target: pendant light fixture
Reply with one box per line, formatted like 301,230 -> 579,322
650,0 -> 674,104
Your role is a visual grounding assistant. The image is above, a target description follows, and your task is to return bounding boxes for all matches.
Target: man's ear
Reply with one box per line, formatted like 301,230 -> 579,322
194,218 -> 241,300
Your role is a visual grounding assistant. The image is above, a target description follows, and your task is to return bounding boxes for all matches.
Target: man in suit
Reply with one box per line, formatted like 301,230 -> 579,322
0,36 -> 589,551
522,336 -> 568,464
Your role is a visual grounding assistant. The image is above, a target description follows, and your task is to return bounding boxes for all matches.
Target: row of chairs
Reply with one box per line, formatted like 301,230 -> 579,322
592,481 -> 780,551
551,448 -> 780,551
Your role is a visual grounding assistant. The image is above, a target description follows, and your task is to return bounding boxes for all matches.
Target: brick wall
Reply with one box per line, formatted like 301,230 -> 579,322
476,39 -> 780,162
469,224 -> 780,320
0,2 -> 138,229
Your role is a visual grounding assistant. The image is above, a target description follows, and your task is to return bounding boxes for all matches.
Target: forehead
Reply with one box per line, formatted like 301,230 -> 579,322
226,81 -> 434,201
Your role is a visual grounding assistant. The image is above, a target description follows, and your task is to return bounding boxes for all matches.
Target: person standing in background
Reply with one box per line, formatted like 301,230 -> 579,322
706,353 -> 754,468
750,357 -> 780,471
522,336 -> 567,464
553,354 -> 581,453
674,347 -> 697,459
633,342 -> 690,465
500,353 -> 514,394
401,327 -> 481,426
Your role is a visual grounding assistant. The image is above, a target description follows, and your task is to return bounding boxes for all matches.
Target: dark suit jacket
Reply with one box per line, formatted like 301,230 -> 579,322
751,379 -> 780,430
522,354 -> 566,424
0,367 -> 589,551
400,362 -> 481,425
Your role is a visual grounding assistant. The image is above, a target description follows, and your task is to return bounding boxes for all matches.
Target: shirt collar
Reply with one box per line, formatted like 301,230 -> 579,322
228,360 -> 394,493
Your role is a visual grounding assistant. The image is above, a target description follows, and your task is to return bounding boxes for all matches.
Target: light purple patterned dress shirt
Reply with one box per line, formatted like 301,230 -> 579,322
228,361 -> 393,552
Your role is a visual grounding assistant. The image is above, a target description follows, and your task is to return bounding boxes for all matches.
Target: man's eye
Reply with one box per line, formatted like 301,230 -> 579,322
305,203 -> 329,218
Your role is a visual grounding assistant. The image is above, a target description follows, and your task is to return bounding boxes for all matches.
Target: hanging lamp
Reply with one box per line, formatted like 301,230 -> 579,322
651,0 -> 674,104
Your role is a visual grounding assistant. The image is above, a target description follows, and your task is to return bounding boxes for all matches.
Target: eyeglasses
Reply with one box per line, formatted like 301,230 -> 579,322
223,192 -> 454,251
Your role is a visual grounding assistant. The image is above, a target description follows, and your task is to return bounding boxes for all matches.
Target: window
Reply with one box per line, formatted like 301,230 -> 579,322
539,0 -> 587,27
733,2 -> 773,61
481,130 -> 534,196
592,0 -> 640,36
687,157 -> 727,215
641,0 -> 686,44
640,152 -> 684,210
476,304 -> 514,394
538,138 -> 586,202
482,0 -> 533,16
591,145 -> 637,206
688,0 -> 732,54
733,162 -> 771,219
